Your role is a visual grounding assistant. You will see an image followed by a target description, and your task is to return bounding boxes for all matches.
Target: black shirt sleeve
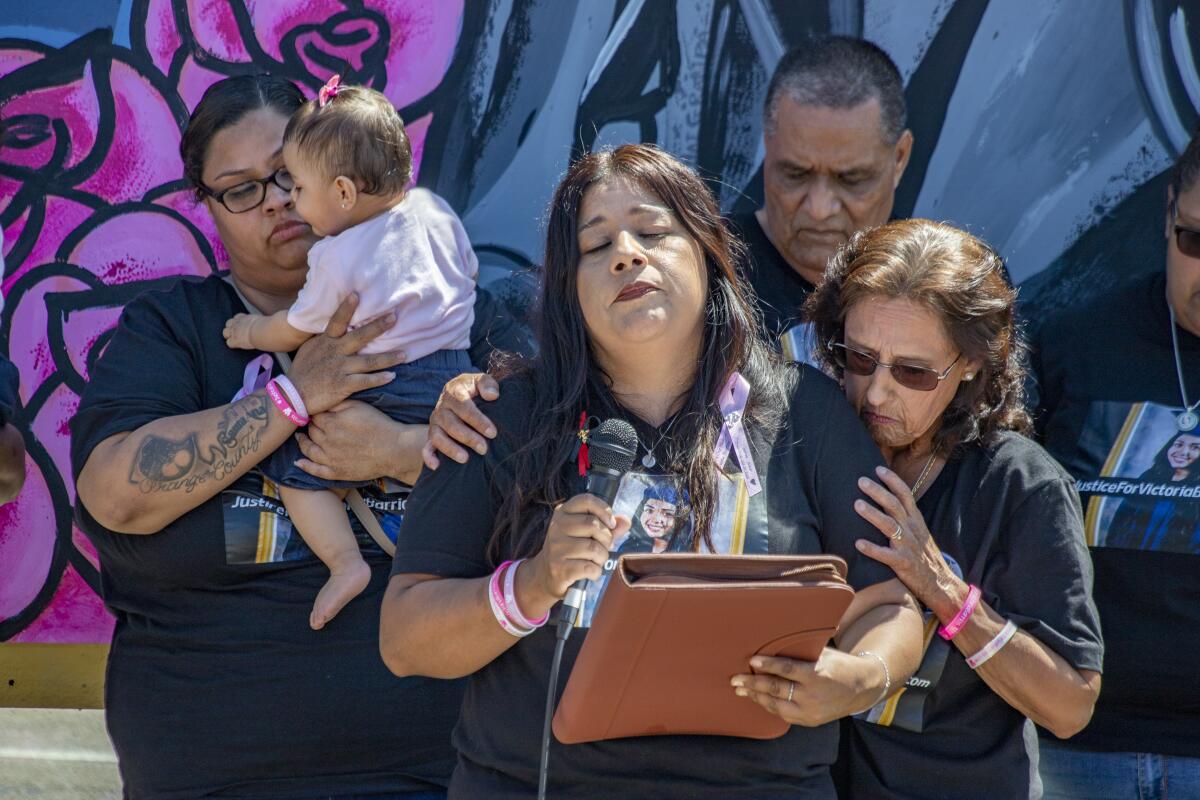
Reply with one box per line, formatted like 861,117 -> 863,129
391,379 -> 533,579
987,477 -> 1104,672
791,368 -> 896,591
391,450 -> 496,579
69,287 -> 205,481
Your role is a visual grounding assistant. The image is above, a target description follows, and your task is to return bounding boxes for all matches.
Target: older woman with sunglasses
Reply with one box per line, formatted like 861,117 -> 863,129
803,219 -> 1103,799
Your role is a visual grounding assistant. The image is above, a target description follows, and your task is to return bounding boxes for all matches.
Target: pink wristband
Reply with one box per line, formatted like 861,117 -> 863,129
273,375 -> 308,420
503,559 -> 549,629
966,619 -> 1019,669
266,379 -> 308,426
937,584 -> 981,641
488,562 -> 532,637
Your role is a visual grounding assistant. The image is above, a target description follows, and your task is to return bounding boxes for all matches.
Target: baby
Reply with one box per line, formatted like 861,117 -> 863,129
223,76 -> 477,630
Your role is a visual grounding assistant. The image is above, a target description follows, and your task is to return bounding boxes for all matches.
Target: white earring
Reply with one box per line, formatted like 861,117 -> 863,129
964,373 -> 974,381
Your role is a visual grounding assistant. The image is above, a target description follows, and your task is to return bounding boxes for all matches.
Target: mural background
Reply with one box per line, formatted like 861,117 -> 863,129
0,0 -> 1196,654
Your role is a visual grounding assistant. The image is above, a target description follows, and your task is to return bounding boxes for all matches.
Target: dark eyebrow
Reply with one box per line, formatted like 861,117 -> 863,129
210,148 -> 285,183
776,158 -> 810,172
843,337 -> 939,367
778,157 -> 875,175
578,204 -> 671,233
211,166 -> 252,183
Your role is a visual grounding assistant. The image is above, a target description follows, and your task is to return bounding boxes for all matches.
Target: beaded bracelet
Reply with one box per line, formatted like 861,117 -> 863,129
503,559 -> 549,629
937,584 -> 981,641
488,561 -> 533,638
266,379 -> 308,426
966,619 -> 1019,669
273,375 -> 308,420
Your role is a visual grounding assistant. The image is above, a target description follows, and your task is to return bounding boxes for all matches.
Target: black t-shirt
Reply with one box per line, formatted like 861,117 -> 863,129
1030,270 -> 1200,756
393,364 -> 898,799
68,275 -> 515,798
841,432 -> 1103,799
731,211 -> 817,364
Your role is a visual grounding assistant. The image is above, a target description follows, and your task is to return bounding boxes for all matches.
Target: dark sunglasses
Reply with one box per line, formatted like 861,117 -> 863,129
1173,201 -> 1200,258
199,166 -> 295,214
829,341 -> 962,392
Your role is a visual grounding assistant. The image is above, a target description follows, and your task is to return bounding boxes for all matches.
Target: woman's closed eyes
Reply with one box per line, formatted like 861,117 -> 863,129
581,230 -> 670,255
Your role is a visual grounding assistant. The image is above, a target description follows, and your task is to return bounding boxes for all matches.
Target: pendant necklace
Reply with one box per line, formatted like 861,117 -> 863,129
639,413 -> 681,469
1168,304 -> 1200,431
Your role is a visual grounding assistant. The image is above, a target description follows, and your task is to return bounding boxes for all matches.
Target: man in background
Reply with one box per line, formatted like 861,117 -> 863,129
734,35 -> 913,362
1029,128 -> 1200,798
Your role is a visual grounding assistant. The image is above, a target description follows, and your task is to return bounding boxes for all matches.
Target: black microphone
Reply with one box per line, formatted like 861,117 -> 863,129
559,417 -> 638,628
541,417 -> 637,800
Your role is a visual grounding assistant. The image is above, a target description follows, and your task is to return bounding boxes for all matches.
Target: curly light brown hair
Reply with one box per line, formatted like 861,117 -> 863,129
804,218 -> 1031,455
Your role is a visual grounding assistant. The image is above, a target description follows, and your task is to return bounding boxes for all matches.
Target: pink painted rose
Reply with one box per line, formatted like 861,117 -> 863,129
140,0 -> 463,112
1,2 -> 466,647
0,32 -> 211,642
0,34 -> 189,289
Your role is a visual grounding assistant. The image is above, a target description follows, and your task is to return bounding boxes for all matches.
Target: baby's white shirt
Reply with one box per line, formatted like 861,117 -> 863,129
288,188 -> 477,359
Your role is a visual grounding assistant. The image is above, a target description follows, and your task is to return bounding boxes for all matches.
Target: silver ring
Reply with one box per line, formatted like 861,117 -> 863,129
890,523 -> 903,542
786,681 -> 795,703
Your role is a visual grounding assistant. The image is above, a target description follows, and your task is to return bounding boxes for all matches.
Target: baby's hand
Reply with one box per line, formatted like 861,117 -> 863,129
223,313 -> 257,349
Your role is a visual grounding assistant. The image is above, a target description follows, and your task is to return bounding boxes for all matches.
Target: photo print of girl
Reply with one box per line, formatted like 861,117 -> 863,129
579,471 -> 752,627
616,483 -> 692,555
1105,429 -> 1200,552
1079,401 -> 1200,555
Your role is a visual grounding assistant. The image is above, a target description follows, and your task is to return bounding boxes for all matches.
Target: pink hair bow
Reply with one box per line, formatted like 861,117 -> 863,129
318,74 -> 341,107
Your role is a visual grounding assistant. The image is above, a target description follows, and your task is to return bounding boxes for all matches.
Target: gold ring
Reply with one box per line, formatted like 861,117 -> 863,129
890,523 -> 903,542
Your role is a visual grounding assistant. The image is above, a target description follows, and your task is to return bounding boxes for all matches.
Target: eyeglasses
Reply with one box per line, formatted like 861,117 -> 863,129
1173,201 -> 1200,258
198,167 -> 295,214
829,341 -> 962,391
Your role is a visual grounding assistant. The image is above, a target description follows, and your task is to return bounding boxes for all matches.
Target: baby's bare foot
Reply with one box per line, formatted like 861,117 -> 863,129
310,557 -> 371,630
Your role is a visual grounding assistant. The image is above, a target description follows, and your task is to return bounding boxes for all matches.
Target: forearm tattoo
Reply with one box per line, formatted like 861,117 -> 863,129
128,394 -> 271,494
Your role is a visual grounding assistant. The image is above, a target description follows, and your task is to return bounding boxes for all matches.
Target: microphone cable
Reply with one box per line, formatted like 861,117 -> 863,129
536,417 -> 636,799
538,607 -> 578,800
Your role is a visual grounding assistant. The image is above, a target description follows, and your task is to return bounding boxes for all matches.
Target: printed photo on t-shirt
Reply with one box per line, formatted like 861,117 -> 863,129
857,552 -> 963,732
222,472 -> 305,564
578,470 -> 751,628
221,470 -> 405,565
1074,401 -> 1200,554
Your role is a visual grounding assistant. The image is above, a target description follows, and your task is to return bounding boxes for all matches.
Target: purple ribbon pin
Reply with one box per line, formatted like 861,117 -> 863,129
231,353 -> 274,402
712,371 -> 762,496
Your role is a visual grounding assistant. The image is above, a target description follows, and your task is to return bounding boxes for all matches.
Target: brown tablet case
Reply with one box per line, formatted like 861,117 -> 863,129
552,553 -> 855,744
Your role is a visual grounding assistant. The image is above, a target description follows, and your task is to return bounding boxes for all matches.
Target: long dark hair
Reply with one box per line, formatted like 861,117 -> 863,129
488,144 -> 784,563
806,218 -> 1031,456
180,74 -> 306,199
1141,432 -> 1200,483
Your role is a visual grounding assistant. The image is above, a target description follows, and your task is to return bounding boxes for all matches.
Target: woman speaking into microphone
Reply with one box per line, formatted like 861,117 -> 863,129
379,144 -> 922,799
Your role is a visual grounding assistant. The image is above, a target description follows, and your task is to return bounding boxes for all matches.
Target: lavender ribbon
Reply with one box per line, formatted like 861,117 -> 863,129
712,371 -> 762,496
231,354 -> 274,402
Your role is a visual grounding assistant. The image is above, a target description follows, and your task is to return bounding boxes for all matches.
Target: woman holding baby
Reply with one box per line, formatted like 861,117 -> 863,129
71,74 -> 519,799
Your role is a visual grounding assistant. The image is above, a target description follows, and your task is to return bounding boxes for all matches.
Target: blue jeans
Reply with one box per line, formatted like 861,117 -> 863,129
1040,739 -> 1200,799
262,349 -> 472,490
